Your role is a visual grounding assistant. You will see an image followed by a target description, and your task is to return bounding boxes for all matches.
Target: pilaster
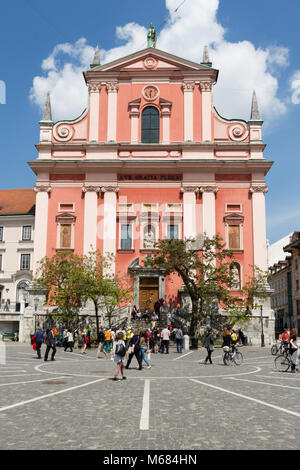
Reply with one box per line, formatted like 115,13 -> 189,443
88,82 -> 101,142
199,81 -> 213,142
82,185 -> 101,254
182,81 -> 195,142
106,81 -> 119,142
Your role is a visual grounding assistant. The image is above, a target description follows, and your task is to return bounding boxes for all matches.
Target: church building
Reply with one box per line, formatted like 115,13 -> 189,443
29,32 -> 273,340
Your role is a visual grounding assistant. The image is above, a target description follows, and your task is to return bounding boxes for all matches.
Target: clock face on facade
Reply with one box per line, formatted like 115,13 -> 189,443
143,85 -> 159,101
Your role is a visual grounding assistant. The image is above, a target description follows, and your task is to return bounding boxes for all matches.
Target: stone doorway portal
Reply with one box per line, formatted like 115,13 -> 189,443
139,277 -> 159,312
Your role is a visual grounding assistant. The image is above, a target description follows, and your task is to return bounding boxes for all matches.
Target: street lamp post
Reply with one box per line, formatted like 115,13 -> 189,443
34,297 -> 39,332
260,303 -> 265,347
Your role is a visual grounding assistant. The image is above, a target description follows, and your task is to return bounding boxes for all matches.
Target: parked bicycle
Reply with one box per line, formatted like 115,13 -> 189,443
271,341 -> 284,356
222,346 -> 243,366
274,352 -> 297,372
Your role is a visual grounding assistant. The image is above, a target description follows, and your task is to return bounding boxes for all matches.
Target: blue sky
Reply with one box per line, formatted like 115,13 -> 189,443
0,0 -> 299,244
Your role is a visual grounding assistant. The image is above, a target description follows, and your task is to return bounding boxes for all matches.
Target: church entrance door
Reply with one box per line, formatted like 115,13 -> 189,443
139,277 -> 159,312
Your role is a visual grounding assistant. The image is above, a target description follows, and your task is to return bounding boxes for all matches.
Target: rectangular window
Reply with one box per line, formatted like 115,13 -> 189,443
59,203 -> 75,212
228,225 -> 240,250
20,254 -> 30,271
0,227 -> 3,241
22,226 -> 32,241
226,203 -> 242,212
296,279 -> 299,291
121,224 -> 132,250
60,224 -> 72,249
297,300 -> 300,315
168,224 -> 178,240
118,203 -> 133,212
0,254 -> 2,271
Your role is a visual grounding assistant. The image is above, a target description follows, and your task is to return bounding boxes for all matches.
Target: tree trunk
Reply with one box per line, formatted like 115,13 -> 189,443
94,301 -> 100,334
189,301 -> 201,338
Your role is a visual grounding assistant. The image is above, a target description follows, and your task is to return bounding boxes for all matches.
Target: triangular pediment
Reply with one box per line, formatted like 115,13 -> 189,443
86,48 -> 218,75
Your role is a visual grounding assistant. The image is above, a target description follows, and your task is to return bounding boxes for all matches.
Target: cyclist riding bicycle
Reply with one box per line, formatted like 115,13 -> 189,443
280,328 -> 290,353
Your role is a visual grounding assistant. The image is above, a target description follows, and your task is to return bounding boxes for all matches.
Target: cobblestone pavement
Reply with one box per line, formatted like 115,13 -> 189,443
0,342 -> 299,450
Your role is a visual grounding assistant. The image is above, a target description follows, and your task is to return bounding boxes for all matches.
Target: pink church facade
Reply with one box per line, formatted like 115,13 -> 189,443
29,46 -> 273,330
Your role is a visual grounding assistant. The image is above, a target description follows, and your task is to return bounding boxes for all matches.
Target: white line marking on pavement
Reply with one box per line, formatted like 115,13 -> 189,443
0,374 -> 42,378
225,377 -> 300,390
173,352 -> 193,361
140,379 -> 150,431
190,378 -> 300,419
0,376 -> 69,387
0,378 -> 106,413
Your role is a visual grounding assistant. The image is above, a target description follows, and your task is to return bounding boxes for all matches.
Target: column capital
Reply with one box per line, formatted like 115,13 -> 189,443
34,185 -> 51,193
106,81 -> 119,93
82,185 -> 101,193
199,185 -> 218,193
182,80 -> 195,92
88,81 -> 102,93
180,186 -> 199,193
101,186 -> 119,193
199,81 -> 213,92
249,184 -> 268,194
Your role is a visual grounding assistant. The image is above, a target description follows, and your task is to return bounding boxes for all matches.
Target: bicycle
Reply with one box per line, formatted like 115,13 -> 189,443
271,341 -> 286,356
275,352 -> 298,372
222,346 -> 243,366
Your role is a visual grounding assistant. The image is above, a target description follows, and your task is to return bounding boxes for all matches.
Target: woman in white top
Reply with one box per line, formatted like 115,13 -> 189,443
111,331 -> 127,381
64,329 -> 74,352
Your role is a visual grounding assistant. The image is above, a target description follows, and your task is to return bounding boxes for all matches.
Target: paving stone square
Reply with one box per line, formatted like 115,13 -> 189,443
0,341 -> 299,450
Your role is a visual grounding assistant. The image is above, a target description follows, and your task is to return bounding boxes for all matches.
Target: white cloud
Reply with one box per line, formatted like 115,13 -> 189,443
30,0 -> 290,123
290,71 -> 300,104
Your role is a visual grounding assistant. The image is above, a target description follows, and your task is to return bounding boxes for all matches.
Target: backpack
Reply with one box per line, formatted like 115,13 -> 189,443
115,342 -> 126,357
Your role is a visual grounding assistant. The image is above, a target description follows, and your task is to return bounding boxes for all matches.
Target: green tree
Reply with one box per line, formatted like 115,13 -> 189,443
34,251 -> 84,324
146,235 -> 268,338
79,251 -> 132,332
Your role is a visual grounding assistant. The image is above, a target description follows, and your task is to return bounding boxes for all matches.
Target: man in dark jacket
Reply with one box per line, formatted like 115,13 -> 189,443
202,328 -> 214,364
34,327 -> 44,359
44,326 -> 57,361
125,330 -> 142,370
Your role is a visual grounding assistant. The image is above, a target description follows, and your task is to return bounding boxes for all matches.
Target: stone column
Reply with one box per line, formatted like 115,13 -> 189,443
102,186 -> 119,275
82,185 -> 100,254
88,82 -> 101,142
33,185 -> 51,275
181,186 -> 199,239
182,81 -> 195,142
160,99 -> 172,144
199,81 -> 213,142
129,100 -> 140,144
250,184 -> 268,271
199,185 -> 218,238
106,81 -> 119,142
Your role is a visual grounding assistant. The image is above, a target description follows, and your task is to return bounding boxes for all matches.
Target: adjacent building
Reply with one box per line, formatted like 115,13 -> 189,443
0,189 -> 35,335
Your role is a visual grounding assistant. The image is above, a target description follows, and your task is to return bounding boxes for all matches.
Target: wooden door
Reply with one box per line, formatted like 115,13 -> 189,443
139,277 -> 159,312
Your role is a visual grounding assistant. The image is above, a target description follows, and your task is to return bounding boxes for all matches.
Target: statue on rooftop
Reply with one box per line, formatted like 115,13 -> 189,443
147,23 -> 157,48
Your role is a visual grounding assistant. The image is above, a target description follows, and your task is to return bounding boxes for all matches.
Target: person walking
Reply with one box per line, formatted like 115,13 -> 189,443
80,328 -> 88,354
175,327 -> 183,353
44,326 -> 57,361
111,331 -> 127,381
202,328 -> 214,364
64,329 -> 74,352
85,325 -> 92,349
96,327 -> 107,359
289,328 -> 299,373
140,331 -> 151,369
104,327 -> 112,354
161,326 -> 171,354
34,327 -> 44,359
125,329 -> 142,370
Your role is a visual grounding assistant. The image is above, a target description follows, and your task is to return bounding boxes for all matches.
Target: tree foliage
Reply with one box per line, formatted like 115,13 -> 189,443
146,235 -> 269,337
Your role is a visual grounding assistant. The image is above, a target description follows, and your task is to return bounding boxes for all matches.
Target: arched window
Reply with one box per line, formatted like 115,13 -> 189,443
141,106 -> 159,143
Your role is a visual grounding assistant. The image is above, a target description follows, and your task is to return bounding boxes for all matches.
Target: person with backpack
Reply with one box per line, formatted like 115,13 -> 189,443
111,331 -> 127,381
140,331 -> 151,369
44,326 -> 57,362
175,327 -> 183,353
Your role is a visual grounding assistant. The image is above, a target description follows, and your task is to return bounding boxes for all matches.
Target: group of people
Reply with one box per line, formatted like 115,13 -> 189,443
201,327 -> 242,365
280,327 -> 299,372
